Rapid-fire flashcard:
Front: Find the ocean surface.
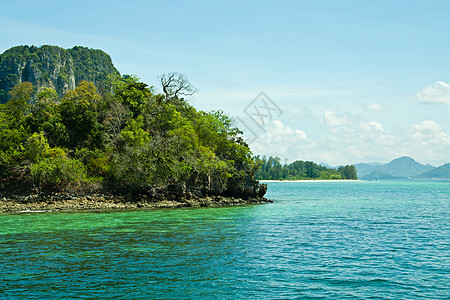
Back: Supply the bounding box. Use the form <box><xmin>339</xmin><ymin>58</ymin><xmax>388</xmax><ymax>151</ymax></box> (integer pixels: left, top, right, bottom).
<box><xmin>0</xmin><ymin>180</ymin><xmax>449</xmax><ymax>299</ymax></box>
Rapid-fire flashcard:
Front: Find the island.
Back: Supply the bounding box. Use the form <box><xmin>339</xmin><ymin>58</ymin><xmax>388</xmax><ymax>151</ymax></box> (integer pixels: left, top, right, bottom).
<box><xmin>255</xmin><ymin>156</ymin><xmax>357</xmax><ymax>180</ymax></box>
<box><xmin>0</xmin><ymin>45</ymin><xmax>269</xmax><ymax>212</ymax></box>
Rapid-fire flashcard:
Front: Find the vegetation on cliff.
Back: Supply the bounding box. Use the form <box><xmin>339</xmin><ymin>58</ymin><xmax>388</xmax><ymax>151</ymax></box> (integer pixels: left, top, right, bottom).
<box><xmin>0</xmin><ymin>73</ymin><xmax>266</xmax><ymax>201</ymax></box>
<box><xmin>0</xmin><ymin>45</ymin><xmax>119</xmax><ymax>103</ymax></box>
<box><xmin>255</xmin><ymin>156</ymin><xmax>357</xmax><ymax>180</ymax></box>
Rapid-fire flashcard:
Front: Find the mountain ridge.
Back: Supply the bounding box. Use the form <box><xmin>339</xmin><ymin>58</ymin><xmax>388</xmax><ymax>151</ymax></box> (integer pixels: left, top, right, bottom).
<box><xmin>354</xmin><ymin>156</ymin><xmax>449</xmax><ymax>180</ymax></box>
<box><xmin>415</xmin><ymin>163</ymin><xmax>450</xmax><ymax>179</ymax></box>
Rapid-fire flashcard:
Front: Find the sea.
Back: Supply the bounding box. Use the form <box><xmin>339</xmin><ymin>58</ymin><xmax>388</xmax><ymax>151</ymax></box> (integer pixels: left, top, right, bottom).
<box><xmin>0</xmin><ymin>180</ymin><xmax>449</xmax><ymax>299</ymax></box>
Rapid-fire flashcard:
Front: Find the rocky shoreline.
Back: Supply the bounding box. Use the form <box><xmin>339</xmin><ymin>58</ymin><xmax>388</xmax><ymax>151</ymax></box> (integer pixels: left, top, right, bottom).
<box><xmin>0</xmin><ymin>193</ymin><xmax>272</xmax><ymax>213</ymax></box>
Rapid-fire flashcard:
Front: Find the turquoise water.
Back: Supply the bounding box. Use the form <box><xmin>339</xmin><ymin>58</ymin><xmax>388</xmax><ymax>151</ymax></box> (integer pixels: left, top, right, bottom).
<box><xmin>0</xmin><ymin>181</ymin><xmax>449</xmax><ymax>299</ymax></box>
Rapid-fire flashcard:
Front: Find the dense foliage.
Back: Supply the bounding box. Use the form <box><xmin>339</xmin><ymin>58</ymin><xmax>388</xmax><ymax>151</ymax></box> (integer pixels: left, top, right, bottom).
<box><xmin>255</xmin><ymin>156</ymin><xmax>358</xmax><ymax>180</ymax></box>
<box><xmin>0</xmin><ymin>78</ymin><xmax>261</xmax><ymax>198</ymax></box>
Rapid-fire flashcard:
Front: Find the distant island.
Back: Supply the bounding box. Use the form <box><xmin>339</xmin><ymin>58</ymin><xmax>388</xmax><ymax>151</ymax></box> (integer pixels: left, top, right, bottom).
<box><xmin>0</xmin><ymin>45</ymin><xmax>269</xmax><ymax>212</ymax></box>
<box><xmin>354</xmin><ymin>156</ymin><xmax>450</xmax><ymax>180</ymax></box>
<box><xmin>255</xmin><ymin>156</ymin><xmax>358</xmax><ymax>180</ymax></box>
<box><xmin>254</xmin><ymin>155</ymin><xmax>450</xmax><ymax>181</ymax></box>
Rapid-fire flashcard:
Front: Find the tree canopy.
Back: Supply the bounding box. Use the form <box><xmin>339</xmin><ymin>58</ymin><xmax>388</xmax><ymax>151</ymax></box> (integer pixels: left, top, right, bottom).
<box><xmin>0</xmin><ymin>76</ymin><xmax>262</xmax><ymax>199</ymax></box>
<box><xmin>255</xmin><ymin>156</ymin><xmax>358</xmax><ymax>180</ymax></box>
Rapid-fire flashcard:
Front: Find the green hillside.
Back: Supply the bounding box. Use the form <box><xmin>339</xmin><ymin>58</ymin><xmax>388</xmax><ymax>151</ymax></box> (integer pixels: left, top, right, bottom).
<box><xmin>0</xmin><ymin>45</ymin><xmax>119</xmax><ymax>103</ymax></box>
<box><xmin>0</xmin><ymin>48</ymin><xmax>266</xmax><ymax>201</ymax></box>
<box><xmin>358</xmin><ymin>156</ymin><xmax>435</xmax><ymax>180</ymax></box>
<box><xmin>416</xmin><ymin>163</ymin><xmax>450</xmax><ymax>178</ymax></box>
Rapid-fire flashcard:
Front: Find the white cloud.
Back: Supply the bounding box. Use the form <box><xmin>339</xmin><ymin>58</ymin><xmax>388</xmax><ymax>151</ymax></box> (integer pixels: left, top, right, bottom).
<box><xmin>320</xmin><ymin>111</ymin><xmax>352</xmax><ymax>128</ymax></box>
<box><xmin>407</xmin><ymin>120</ymin><xmax>449</xmax><ymax>146</ymax></box>
<box><xmin>271</xmin><ymin>120</ymin><xmax>307</xmax><ymax>140</ymax></box>
<box><xmin>360</xmin><ymin>121</ymin><xmax>385</xmax><ymax>132</ymax></box>
<box><xmin>248</xmin><ymin>116</ymin><xmax>450</xmax><ymax>166</ymax></box>
<box><xmin>239</xmin><ymin>84</ymin><xmax>450</xmax><ymax>166</ymax></box>
<box><xmin>417</xmin><ymin>81</ymin><xmax>450</xmax><ymax>105</ymax></box>
<box><xmin>366</xmin><ymin>103</ymin><xmax>386</xmax><ymax>112</ymax></box>
<box><xmin>402</xmin><ymin>121</ymin><xmax>450</xmax><ymax>163</ymax></box>
<box><xmin>410</xmin><ymin>120</ymin><xmax>443</xmax><ymax>133</ymax></box>
<box><xmin>249</xmin><ymin>120</ymin><xmax>312</xmax><ymax>157</ymax></box>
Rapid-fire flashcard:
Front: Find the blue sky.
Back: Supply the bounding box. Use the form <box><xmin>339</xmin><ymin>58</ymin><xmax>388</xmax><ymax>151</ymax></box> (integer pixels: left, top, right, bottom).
<box><xmin>1</xmin><ymin>0</ymin><xmax>449</xmax><ymax>165</ymax></box>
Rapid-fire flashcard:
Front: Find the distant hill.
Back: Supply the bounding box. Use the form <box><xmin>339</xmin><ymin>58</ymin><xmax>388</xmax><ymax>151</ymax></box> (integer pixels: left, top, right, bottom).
<box><xmin>356</xmin><ymin>156</ymin><xmax>436</xmax><ymax>180</ymax></box>
<box><xmin>361</xmin><ymin>170</ymin><xmax>401</xmax><ymax>181</ymax></box>
<box><xmin>354</xmin><ymin>163</ymin><xmax>378</xmax><ymax>178</ymax></box>
<box><xmin>319</xmin><ymin>162</ymin><xmax>334</xmax><ymax>169</ymax></box>
<box><xmin>0</xmin><ymin>45</ymin><xmax>120</xmax><ymax>103</ymax></box>
<box><xmin>416</xmin><ymin>163</ymin><xmax>450</xmax><ymax>179</ymax></box>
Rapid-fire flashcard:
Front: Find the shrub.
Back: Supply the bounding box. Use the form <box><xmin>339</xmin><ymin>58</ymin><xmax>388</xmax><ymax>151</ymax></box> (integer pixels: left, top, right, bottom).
<box><xmin>30</xmin><ymin>155</ymin><xmax>90</xmax><ymax>192</ymax></box>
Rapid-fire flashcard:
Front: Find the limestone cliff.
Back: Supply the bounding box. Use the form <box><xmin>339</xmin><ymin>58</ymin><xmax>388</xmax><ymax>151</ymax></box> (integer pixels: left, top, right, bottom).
<box><xmin>0</xmin><ymin>45</ymin><xmax>120</xmax><ymax>103</ymax></box>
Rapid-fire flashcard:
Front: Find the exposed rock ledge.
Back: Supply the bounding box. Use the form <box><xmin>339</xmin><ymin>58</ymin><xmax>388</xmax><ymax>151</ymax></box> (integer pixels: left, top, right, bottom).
<box><xmin>0</xmin><ymin>193</ymin><xmax>272</xmax><ymax>213</ymax></box>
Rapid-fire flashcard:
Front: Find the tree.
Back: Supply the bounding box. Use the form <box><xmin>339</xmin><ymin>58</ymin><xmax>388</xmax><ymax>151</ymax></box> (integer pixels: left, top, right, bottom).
<box><xmin>0</xmin><ymin>105</ymin><xmax>28</xmax><ymax>178</ymax></box>
<box><xmin>102</xmin><ymin>96</ymin><xmax>130</xmax><ymax>144</ymax></box>
<box><xmin>159</xmin><ymin>72</ymin><xmax>197</xmax><ymax>101</ymax></box>
<box><xmin>24</xmin><ymin>132</ymin><xmax>51</xmax><ymax>163</ymax></box>
<box><xmin>1</xmin><ymin>71</ymin><xmax>266</xmax><ymax>199</ymax></box>
<box><xmin>59</xmin><ymin>81</ymin><xmax>103</xmax><ymax>148</ymax></box>
<box><xmin>338</xmin><ymin>165</ymin><xmax>358</xmax><ymax>179</ymax></box>
<box><xmin>113</xmin><ymin>75</ymin><xmax>152</xmax><ymax>117</ymax></box>
<box><xmin>6</xmin><ymin>81</ymin><xmax>34</xmax><ymax>123</ymax></box>
<box><xmin>254</xmin><ymin>156</ymin><xmax>357</xmax><ymax>180</ymax></box>
<box><xmin>30</xmin><ymin>154</ymin><xmax>90</xmax><ymax>192</ymax></box>
<box><xmin>25</xmin><ymin>87</ymin><xmax>69</xmax><ymax>147</ymax></box>
<box><xmin>36</xmin><ymin>87</ymin><xmax>58</xmax><ymax>105</ymax></box>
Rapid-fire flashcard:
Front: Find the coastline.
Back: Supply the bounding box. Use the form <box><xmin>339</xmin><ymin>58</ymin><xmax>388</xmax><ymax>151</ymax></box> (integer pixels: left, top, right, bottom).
<box><xmin>0</xmin><ymin>193</ymin><xmax>272</xmax><ymax>214</ymax></box>
<box><xmin>259</xmin><ymin>179</ymin><xmax>362</xmax><ymax>182</ymax></box>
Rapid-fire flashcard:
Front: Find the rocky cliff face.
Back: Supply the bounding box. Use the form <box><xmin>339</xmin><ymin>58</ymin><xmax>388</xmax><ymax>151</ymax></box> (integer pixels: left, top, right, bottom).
<box><xmin>0</xmin><ymin>45</ymin><xmax>120</xmax><ymax>103</ymax></box>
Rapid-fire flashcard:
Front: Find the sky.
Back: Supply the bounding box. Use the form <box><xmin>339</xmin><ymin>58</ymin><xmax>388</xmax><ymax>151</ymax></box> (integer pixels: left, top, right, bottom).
<box><xmin>1</xmin><ymin>0</ymin><xmax>449</xmax><ymax>166</ymax></box>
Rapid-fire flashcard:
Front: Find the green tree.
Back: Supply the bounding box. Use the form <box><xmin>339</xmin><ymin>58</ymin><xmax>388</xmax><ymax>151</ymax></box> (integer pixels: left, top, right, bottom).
<box><xmin>26</xmin><ymin>87</ymin><xmax>68</xmax><ymax>147</ymax></box>
<box><xmin>59</xmin><ymin>81</ymin><xmax>103</xmax><ymax>148</ymax></box>
<box><xmin>338</xmin><ymin>165</ymin><xmax>358</xmax><ymax>179</ymax></box>
<box><xmin>36</xmin><ymin>87</ymin><xmax>58</xmax><ymax>105</ymax></box>
<box><xmin>113</xmin><ymin>75</ymin><xmax>152</xmax><ymax>117</ymax></box>
<box><xmin>24</xmin><ymin>132</ymin><xmax>51</xmax><ymax>163</ymax></box>
<box><xmin>254</xmin><ymin>156</ymin><xmax>357</xmax><ymax>180</ymax></box>
<box><xmin>5</xmin><ymin>81</ymin><xmax>34</xmax><ymax>123</ymax></box>
<box><xmin>1</xmin><ymin>71</ymin><xmax>267</xmax><ymax>199</ymax></box>
<box><xmin>30</xmin><ymin>154</ymin><xmax>90</xmax><ymax>192</ymax></box>
<box><xmin>120</xmin><ymin>115</ymin><xmax>150</xmax><ymax>147</ymax></box>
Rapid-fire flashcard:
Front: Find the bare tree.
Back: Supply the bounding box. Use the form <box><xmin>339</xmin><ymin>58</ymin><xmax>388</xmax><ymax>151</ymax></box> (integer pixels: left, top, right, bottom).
<box><xmin>159</xmin><ymin>72</ymin><xmax>198</xmax><ymax>100</ymax></box>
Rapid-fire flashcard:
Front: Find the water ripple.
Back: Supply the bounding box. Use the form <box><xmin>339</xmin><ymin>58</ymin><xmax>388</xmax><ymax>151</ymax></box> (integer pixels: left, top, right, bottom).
<box><xmin>0</xmin><ymin>181</ymin><xmax>449</xmax><ymax>299</ymax></box>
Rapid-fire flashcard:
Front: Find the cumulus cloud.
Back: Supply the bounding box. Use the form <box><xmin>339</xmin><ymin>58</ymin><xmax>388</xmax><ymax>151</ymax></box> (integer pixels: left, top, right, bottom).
<box><xmin>320</xmin><ymin>111</ymin><xmax>352</xmax><ymax>128</ymax></box>
<box><xmin>407</xmin><ymin>120</ymin><xmax>449</xmax><ymax>145</ymax></box>
<box><xmin>360</xmin><ymin>121</ymin><xmax>385</xmax><ymax>132</ymax></box>
<box><xmin>410</xmin><ymin>120</ymin><xmax>443</xmax><ymax>133</ymax></box>
<box><xmin>271</xmin><ymin>120</ymin><xmax>307</xmax><ymax>140</ymax></box>
<box><xmin>249</xmin><ymin>120</ymin><xmax>312</xmax><ymax>157</ymax></box>
<box><xmin>366</xmin><ymin>103</ymin><xmax>386</xmax><ymax>112</ymax></box>
<box><xmin>251</xmin><ymin>118</ymin><xmax>394</xmax><ymax>164</ymax></box>
<box><xmin>417</xmin><ymin>81</ymin><xmax>450</xmax><ymax>104</ymax></box>
<box><xmin>403</xmin><ymin>121</ymin><xmax>450</xmax><ymax>163</ymax></box>
<box><xmin>249</xmin><ymin>114</ymin><xmax>450</xmax><ymax>166</ymax></box>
